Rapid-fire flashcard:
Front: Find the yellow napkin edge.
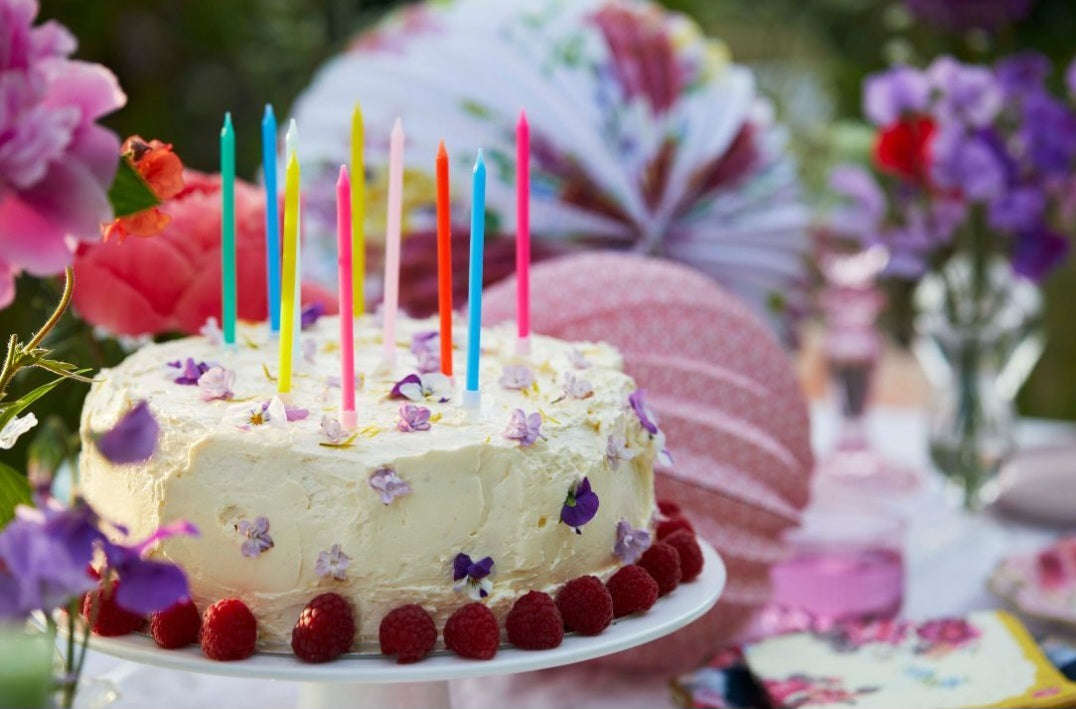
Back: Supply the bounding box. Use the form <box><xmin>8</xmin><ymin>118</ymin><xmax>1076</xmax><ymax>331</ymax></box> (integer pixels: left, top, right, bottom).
<box><xmin>976</xmin><ymin>610</ymin><xmax>1076</xmax><ymax>709</ymax></box>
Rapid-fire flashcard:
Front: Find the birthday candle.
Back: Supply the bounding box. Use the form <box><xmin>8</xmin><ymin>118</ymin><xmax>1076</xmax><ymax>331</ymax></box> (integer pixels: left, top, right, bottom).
<box><xmin>262</xmin><ymin>105</ymin><xmax>281</xmax><ymax>334</ymax></box>
<box><xmin>278</xmin><ymin>153</ymin><xmax>300</xmax><ymax>395</ymax></box>
<box><xmin>337</xmin><ymin>166</ymin><xmax>356</xmax><ymax>428</ymax></box>
<box><xmin>220</xmin><ymin>112</ymin><xmax>237</xmax><ymax>346</ymax></box>
<box><xmin>285</xmin><ymin>120</ymin><xmax>301</xmax><ymax>361</ymax></box>
<box><xmin>464</xmin><ymin>150</ymin><xmax>486</xmax><ymax>407</ymax></box>
<box><xmin>436</xmin><ymin>140</ymin><xmax>453</xmax><ymax>377</ymax></box>
<box><xmin>382</xmin><ymin>118</ymin><xmax>404</xmax><ymax>367</ymax></box>
<box><xmin>516</xmin><ymin>110</ymin><xmax>530</xmax><ymax>353</ymax></box>
<box><xmin>351</xmin><ymin>104</ymin><xmax>365</xmax><ymax>318</ymax></box>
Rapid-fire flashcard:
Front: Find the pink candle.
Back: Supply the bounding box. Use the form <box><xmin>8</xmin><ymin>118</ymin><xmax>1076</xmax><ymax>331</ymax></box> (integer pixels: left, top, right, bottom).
<box><xmin>516</xmin><ymin>110</ymin><xmax>530</xmax><ymax>353</ymax></box>
<box><xmin>382</xmin><ymin>118</ymin><xmax>404</xmax><ymax>366</ymax></box>
<box><xmin>336</xmin><ymin>166</ymin><xmax>356</xmax><ymax>428</ymax></box>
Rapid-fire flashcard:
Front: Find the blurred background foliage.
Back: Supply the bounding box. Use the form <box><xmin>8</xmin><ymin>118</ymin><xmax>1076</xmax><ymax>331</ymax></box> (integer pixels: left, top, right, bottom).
<box><xmin>3</xmin><ymin>0</ymin><xmax>1075</xmax><ymax>472</ymax></box>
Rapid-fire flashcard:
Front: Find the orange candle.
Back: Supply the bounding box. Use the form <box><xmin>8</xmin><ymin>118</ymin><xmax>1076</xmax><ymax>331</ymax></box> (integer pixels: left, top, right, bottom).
<box><xmin>436</xmin><ymin>140</ymin><xmax>453</xmax><ymax>376</ymax></box>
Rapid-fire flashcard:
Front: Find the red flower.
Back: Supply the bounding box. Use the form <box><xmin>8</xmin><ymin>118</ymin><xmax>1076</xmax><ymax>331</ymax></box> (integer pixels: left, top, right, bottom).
<box><xmin>873</xmin><ymin>117</ymin><xmax>936</xmax><ymax>183</ymax></box>
<box><xmin>102</xmin><ymin>136</ymin><xmax>186</xmax><ymax>242</ymax></box>
<box><xmin>74</xmin><ymin>170</ymin><xmax>335</xmax><ymax>336</ymax></box>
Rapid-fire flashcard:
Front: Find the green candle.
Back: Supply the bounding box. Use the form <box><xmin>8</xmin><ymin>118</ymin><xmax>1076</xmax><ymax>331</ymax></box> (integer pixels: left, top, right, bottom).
<box><xmin>220</xmin><ymin>112</ymin><xmax>237</xmax><ymax>346</ymax></box>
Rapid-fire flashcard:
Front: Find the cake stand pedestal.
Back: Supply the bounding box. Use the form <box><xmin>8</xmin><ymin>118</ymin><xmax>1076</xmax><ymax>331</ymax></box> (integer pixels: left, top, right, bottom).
<box><xmin>69</xmin><ymin>544</ymin><xmax>724</xmax><ymax>709</ymax></box>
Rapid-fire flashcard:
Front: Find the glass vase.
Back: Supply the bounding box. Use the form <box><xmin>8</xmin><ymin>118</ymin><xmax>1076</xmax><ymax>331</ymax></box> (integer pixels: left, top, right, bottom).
<box><xmin>914</xmin><ymin>255</ymin><xmax>1044</xmax><ymax>511</ymax></box>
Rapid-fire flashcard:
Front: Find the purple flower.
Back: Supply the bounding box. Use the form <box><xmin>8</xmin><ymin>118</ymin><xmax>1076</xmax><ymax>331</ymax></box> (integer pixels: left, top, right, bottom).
<box><xmin>988</xmin><ymin>186</ymin><xmax>1045</xmax><ymax>232</ymax></box>
<box><xmin>503</xmin><ymin>409</ymin><xmax>542</xmax><ymax>446</ymax></box>
<box><xmin>613</xmin><ymin>519</ymin><xmax>651</xmax><ymax>564</ymax></box>
<box><xmin>225</xmin><ymin>397</ymin><xmax>287</xmax><ymax>430</ymax></box>
<box><xmin>1021</xmin><ymin>93</ymin><xmax>1076</xmax><ymax>176</ymax></box>
<box><xmin>628</xmin><ymin>389</ymin><xmax>660</xmax><ymax>435</ymax></box>
<box><xmin>606</xmin><ymin>430</ymin><xmax>638</xmax><ymax>468</ymax></box>
<box><xmin>94</xmin><ymin>400</ymin><xmax>159</xmax><ymax>465</ymax></box>
<box><xmin>168</xmin><ymin>358</ymin><xmax>210</xmax><ymax>385</ymax></box>
<box><xmin>930</xmin><ymin>127</ymin><xmax>1006</xmax><ymax>201</ymax></box>
<box><xmin>368</xmin><ymin>466</ymin><xmax>412</xmax><ymax>504</ymax></box>
<box><xmin>315</xmin><ymin>544</ymin><xmax>351</xmax><ymax>581</ymax></box>
<box><xmin>102</xmin><ymin>520</ymin><xmax>197</xmax><ymax>614</ymax></box>
<box><xmin>411</xmin><ymin>331</ymin><xmax>440</xmax><ymax>373</ymax></box>
<box><xmin>390</xmin><ymin>372</ymin><xmax>452</xmax><ymax>402</ymax></box>
<box><xmin>199</xmin><ymin>317</ymin><xmax>222</xmax><ymax>346</ymax></box>
<box><xmin>283</xmin><ymin>403</ymin><xmax>309</xmax><ymax>421</ymax></box>
<box><xmin>452</xmin><ymin>553</ymin><xmax>494</xmax><ymax>600</ymax></box>
<box><xmin>928</xmin><ymin>57</ymin><xmax>1003</xmax><ymax>128</ymax></box>
<box><xmin>863</xmin><ymin>66</ymin><xmax>929</xmax><ymax>126</ymax></box>
<box><xmin>321</xmin><ymin>415</ymin><xmax>349</xmax><ymax>444</ymax></box>
<box><xmin>0</xmin><ymin>0</ymin><xmax>126</xmax><ymax>308</ymax></box>
<box><xmin>197</xmin><ymin>366</ymin><xmax>235</xmax><ymax>402</ymax></box>
<box><xmin>560</xmin><ymin>477</ymin><xmax>600</xmax><ymax>534</ymax></box>
<box><xmin>498</xmin><ymin>364</ymin><xmax>534</xmax><ymax>390</ymax></box>
<box><xmin>562</xmin><ymin>373</ymin><xmax>594</xmax><ymax>400</ymax></box>
<box><xmin>996</xmin><ymin>52</ymin><xmax>1051</xmax><ymax>98</ymax></box>
<box><xmin>237</xmin><ymin>517</ymin><xmax>273</xmax><ymax>558</ymax></box>
<box><xmin>396</xmin><ymin>404</ymin><xmax>432</xmax><ymax>432</ymax></box>
<box><xmin>567</xmin><ymin>348</ymin><xmax>591</xmax><ymax>370</ymax></box>
<box><xmin>300</xmin><ymin>302</ymin><xmax>325</xmax><ymax>329</ymax></box>
<box><xmin>828</xmin><ymin>165</ymin><xmax>886</xmax><ymax>240</ymax></box>
<box><xmin>1013</xmin><ymin>225</ymin><xmax>1069</xmax><ymax>281</ymax></box>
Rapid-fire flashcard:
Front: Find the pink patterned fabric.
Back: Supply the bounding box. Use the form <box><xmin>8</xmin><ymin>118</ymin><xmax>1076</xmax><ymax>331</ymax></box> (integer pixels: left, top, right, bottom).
<box><xmin>484</xmin><ymin>253</ymin><xmax>813</xmax><ymax>672</ymax></box>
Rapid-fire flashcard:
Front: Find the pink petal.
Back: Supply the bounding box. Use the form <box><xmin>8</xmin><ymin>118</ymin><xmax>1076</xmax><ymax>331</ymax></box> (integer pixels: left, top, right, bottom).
<box><xmin>0</xmin><ymin>257</ymin><xmax>15</xmax><ymax>308</ymax></box>
<box><xmin>40</xmin><ymin>59</ymin><xmax>126</xmax><ymax>121</ymax></box>
<box><xmin>0</xmin><ymin>191</ymin><xmax>72</xmax><ymax>275</ymax></box>
<box><xmin>66</xmin><ymin>122</ymin><xmax>121</xmax><ymax>187</ymax></box>
<box><xmin>18</xmin><ymin>158</ymin><xmax>112</xmax><ymax>241</ymax></box>
<box><xmin>29</xmin><ymin>20</ymin><xmax>76</xmax><ymax>60</ymax></box>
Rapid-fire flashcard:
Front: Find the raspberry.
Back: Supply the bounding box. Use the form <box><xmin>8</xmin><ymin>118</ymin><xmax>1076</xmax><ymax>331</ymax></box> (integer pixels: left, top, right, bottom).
<box><xmin>656</xmin><ymin>516</ymin><xmax>694</xmax><ymax>540</ymax></box>
<box><xmin>380</xmin><ymin>604</ymin><xmax>437</xmax><ymax>664</ymax></box>
<box><xmin>664</xmin><ymin>529</ymin><xmax>705</xmax><ymax>582</ymax></box>
<box><xmin>443</xmin><ymin>603</ymin><xmax>499</xmax><ymax>660</ymax></box>
<box><xmin>606</xmin><ymin>565</ymin><xmax>659</xmax><ymax>618</ymax></box>
<box><xmin>505</xmin><ymin>591</ymin><xmax>564</xmax><ymax>650</ymax></box>
<box><xmin>291</xmin><ymin>592</ymin><xmax>356</xmax><ymax>663</ymax></box>
<box><xmin>150</xmin><ymin>599</ymin><xmax>201</xmax><ymax>649</ymax></box>
<box><xmin>201</xmin><ymin>598</ymin><xmax>258</xmax><ymax>661</ymax></box>
<box><xmin>81</xmin><ymin>584</ymin><xmax>142</xmax><ymax>637</ymax></box>
<box><xmin>639</xmin><ymin>542</ymin><xmax>682</xmax><ymax>596</ymax></box>
<box><xmin>555</xmin><ymin>576</ymin><xmax>613</xmax><ymax>636</ymax></box>
<box><xmin>657</xmin><ymin>500</ymin><xmax>681</xmax><ymax>516</ymax></box>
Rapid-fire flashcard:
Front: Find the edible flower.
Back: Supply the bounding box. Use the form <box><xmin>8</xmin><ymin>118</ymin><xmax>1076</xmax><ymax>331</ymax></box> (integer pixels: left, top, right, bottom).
<box><xmin>321</xmin><ymin>415</ymin><xmax>348</xmax><ymax>444</ymax></box>
<box><xmin>613</xmin><ymin>520</ymin><xmax>651</xmax><ymax>564</ymax></box>
<box><xmin>560</xmin><ymin>373</ymin><xmax>594</xmax><ymax>401</ymax></box>
<box><xmin>226</xmin><ymin>397</ymin><xmax>287</xmax><ymax>430</ymax></box>
<box><xmin>101</xmin><ymin>520</ymin><xmax>199</xmax><ymax>614</ymax></box>
<box><xmin>236</xmin><ymin>517</ymin><xmax>273</xmax><ymax>558</ymax></box>
<box><xmin>628</xmin><ymin>389</ymin><xmax>673</xmax><ymax>466</ymax></box>
<box><xmin>197</xmin><ymin>366</ymin><xmax>235</xmax><ymax>402</ymax></box>
<box><xmin>503</xmin><ymin>409</ymin><xmax>543</xmax><ymax>447</ymax></box>
<box><xmin>199</xmin><ymin>317</ymin><xmax>223</xmax><ymax>346</ymax></box>
<box><xmin>396</xmin><ymin>404</ymin><xmax>432</xmax><ymax>432</ymax></box>
<box><xmin>560</xmin><ymin>477</ymin><xmax>600</xmax><ymax>534</ymax></box>
<box><xmin>452</xmin><ymin>553</ymin><xmax>494</xmax><ymax>600</ymax></box>
<box><xmin>93</xmin><ymin>400</ymin><xmax>159</xmax><ymax>465</ymax></box>
<box><xmin>498</xmin><ymin>364</ymin><xmax>534</xmax><ymax>390</ymax></box>
<box><xmin>411</xmin><ymin>331</ymin><xmax>440</xmax><ymax>373</ymax></box>
<box><xmin>315</xmin><ymin>544</ymin><xmax>351</xmax><ymax>581</ymax></box>
<box><xmin>567</xmin><ymin>348</ymin><xmax>591</xmax><ymax>369</ymax></box>
<box><xmin>368</xmin><ymin>466</ymin><xmax>412</xmax><ymax>504</ymax></box>
<box><xmin>300</xmin><ymin>302</ymin><xmax>325</xmax><ymax>330</ymax></box>
<box><xmin>390</xmin><ymin>372</ymin><xmax>452</xmax><ymax>403</ymax></box>
<box><xmin>167</xmin><ymin>358</ymin><xmax>210</xmax><ymax>385</ymax></box>
<box><xmin>605</xmin><ymin>429</ymin><xmax>638</xmax><ymax>469</ymax></box>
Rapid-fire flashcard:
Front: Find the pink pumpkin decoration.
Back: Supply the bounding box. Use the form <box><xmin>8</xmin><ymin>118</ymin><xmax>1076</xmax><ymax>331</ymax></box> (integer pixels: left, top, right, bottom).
<box><xmin>484</xmin><ymin>253</ymin><xmax>813</xmax><ymax>671</ymax></box>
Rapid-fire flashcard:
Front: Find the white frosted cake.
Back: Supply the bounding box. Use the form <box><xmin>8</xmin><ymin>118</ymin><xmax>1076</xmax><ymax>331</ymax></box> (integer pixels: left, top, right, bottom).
<box><xmin>79</xmin><ymin>314</ymin><xmax>659</xmax><ymax>649</ymax></box>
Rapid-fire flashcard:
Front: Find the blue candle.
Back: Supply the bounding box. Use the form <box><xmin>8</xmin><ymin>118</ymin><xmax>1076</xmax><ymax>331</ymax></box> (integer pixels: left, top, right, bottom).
<box><xmin>262</xmin><ymin>104</ymin><xmax>281</xmax><ymax>334</ymax></box>
<box><xmin>464</xmin><ymin>150</ymin><xmax>486</xmax><ymax>406</ymax></box>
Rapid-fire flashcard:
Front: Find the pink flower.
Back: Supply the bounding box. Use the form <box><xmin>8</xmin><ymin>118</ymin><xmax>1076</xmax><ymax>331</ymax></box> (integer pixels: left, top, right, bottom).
<box><xmin>72</xmin><ymin>171</ymin><xmax>336</xmax><ymax>336</ymax></box>
<box><xmin>915</xmin><ymin>618</ymin><xmax>981</xmax><ymax>650</ymax></box>
<box><xmin>0</xmin><ymin>0</ymin><xmax>127</xmax><ymax>307</ymax></box>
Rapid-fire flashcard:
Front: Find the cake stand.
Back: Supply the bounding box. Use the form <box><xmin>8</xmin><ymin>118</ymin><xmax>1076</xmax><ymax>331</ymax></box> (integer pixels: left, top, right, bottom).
<box><xmin>66</xmin><ymin>544</ymin><xmax>724</xmax><ymax>709</ymax></box>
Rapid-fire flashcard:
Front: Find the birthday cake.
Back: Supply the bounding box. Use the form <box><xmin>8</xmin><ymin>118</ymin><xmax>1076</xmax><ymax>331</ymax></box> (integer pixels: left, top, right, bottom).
<box><xmin>78</xmin><ymin>314</ymin><xmax>662</xmax><ymax>652</ymax></box>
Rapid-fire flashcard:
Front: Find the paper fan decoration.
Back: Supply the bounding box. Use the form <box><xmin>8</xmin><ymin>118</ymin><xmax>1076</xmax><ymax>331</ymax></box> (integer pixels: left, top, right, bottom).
<box><xmin>484</xmin><ymin>253</ymin><xmax>814</xmax><ymax>672</ymax></box>
<box><xmin>288</xmin><ymin>0</ymin><xmax>809</xmax><ymax>338</ymax></box>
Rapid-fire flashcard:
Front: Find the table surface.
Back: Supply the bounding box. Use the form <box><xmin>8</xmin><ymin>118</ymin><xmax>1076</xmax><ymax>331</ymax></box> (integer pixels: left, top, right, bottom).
<box><xmin>78</xmin><ymin>404</ymin><xmax>1076</xmax><ymax>709</ymax></box>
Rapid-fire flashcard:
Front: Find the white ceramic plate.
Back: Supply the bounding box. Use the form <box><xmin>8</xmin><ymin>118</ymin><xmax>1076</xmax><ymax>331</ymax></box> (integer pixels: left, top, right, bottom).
<box><xmin>53</xmin><ymin>543</ymin><xmax>725</xmax><ymax>684</ymax></box>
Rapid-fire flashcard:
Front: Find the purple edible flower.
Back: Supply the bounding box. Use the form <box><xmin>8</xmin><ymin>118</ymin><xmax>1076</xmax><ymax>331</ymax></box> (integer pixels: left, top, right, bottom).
<box><xmin>390</xmin><ymin>373</ymin><xmax>422</xmax><ymax>399</ymax></box>
<box><xmin>315</xmin><ymin>544</ymin><xmax>351</xmax><ymax>581</ymax></box>
<box><xmin>368</xmin><ymin>466</ymin><xmax>412</xmax><ymax>504</ymax></box>
<box><xmin>613</xmin><ymin>519</ymin><xmax>651</xmax><ymax>564</ymax></box>
<box><xmin>606</xmin><ymin>431</ymin><xmax>638</xmax><ymax>469</ymax></box>
<box><xmin>929</xmin><ymin>127</ymin><xmax>1005</xmax><ymax>202</ymax></box>
<box><xmin>226</xmin><ymin>397</ymin><xmax>287</xmax><ymax>430</ymax></box>
<box><xmin>560</xmin><ymin>477</ymin><xmax>600</xmax><ymax>534</ymax></box>
<box><xmin>928</xmin><ymin>56</ymin><xmax>1003</xmax><ymax>128</ymax></box>
<box><xmin>863</xmin><ymin>66</ymin><xmax>929</xmax><ymax>126</ymax></box>
<box><xmin>396</xmin><ymin>404</ymin><xmax>432</xmax><ymax>432</ymax></box>
<box><xmin>567</xmin><ymin>348</ymin><xmax>591</xmax><ymax>370</ymax></box>
<box><xmin>498</xmin><ymin>364</ymin><xmax>534</xmax><ymax>390</ymax></box>
<box><xmin>237</xmin><ymin>517</ymin><xmax>273</xmax><ymax>558</ymax></box>
<box><xmin>168</xmin><ymin>358</ymin><xmax>210</xmax><ymax>385</ymax></box>
<box><xmin>828</xmin><ymin>165</ymin><xmax>885</xmax><ymax>239</ymax></box>
<box><xmin>321</xmin><ymin>415</ymin><xmax>349</xmax><ymax>444</ymax></box>
<box><xmin>411</xmin><ymin>331</ymin><xmax>441</xmax><ymax>373</ymax></box>
<box><xmin>996</xmin><ymin>52</ymin><xmax>1051</xmax><ymax>98</ymax></box>
<box><xmin>300</xmin><ymin>302</ymin><xmax>325</xmax><ymax>330</ymax></box>
<box><xmin>391</xmin><ymin>372</ymin><xmax>452</xmax><ymax>402</ymax></box>
<box><xmin>198</xmin><ymin>366</ymin><xmax>235</xmax><ymax>402</ymax></box>
<box><xmin>562</xmin><ymin>372</ymin><xmax>594</xmax><ymax>400</ymax></box>
<box><xmin>199</xmin><ymin>317</ymin><xmax>223</xmax><ymax>346</ymax></box>
<box><xmin>284</xmin><ymin>403</ymin><xmax>309</xmax><ymax>422</ymax></box>
<box><xmin>102</xmin><ymin>520</ymin><xmax>197</xmax><ymax>614</ymax></box>
<box><xmin>452</xmin><ymin>553</ymin><xmax>494</xmax><ymax>600</ymax></box>
<box><xmin>1013</xmin><ymin>224</ymin><xmax>1070</xmax><ymax>281</ymax></box>
<box><xmin>503</xmin><ymin>409</ymin><xmax>543</xmax><ymax>446</ymax></box>
<box><xmin>628</xmin><ymin>389</ymin><xmax>659</xmax><ymax>435</ymax></box>
<box><xmin>95</xmin><ymin>400</ymin><xmax>159</xmax><ymax>465</ymax></box>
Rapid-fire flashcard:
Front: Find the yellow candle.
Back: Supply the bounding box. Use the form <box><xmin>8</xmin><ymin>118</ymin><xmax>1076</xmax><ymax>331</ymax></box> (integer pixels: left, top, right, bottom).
<box><xmin>350</xmin><ymin>103</ymin><xmax>365</xmax><ymax>317</ymax></box>
<box><xmin>278</xmin><ymin>153</ymin><xmax>300</xmax><ymax>395</ymax></box>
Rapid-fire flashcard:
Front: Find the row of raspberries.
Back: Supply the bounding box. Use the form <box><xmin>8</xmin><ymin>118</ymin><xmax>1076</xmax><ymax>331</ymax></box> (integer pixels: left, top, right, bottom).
<box><xmin>82</xmin><ymin>501</ymin><xmax>703</xmax><ymax>664</ymax></box>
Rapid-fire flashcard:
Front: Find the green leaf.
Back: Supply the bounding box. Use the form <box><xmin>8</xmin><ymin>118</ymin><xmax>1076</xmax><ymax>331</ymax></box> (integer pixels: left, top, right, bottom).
<box><xmin>0</xmin><ymin>462</ymin><xmax>31</xmax><ymax>529</ymax></box>
<box><xmin>0</xmin><ymin>376</ymin><xmax>70</xmax><ymax>432</ymax></box>
<box><xmin>107</xmin><ymin>158</ymin><xmax>160</xmax><ymax>218</ymax></box>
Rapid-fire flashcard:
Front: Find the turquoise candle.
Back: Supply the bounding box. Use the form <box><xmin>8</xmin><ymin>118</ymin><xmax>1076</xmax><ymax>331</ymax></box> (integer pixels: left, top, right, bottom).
<box><xmin>262</xmin><ymin>104</ymin><xmax>280</xmax><ymax>334</ymax></box>
<box><xmin>465</xmin><ymin>150</ymin><xmax>486</xmax><ymax>404</ymax></box>
<box><xmin>221</xmin><ymin>112</ymin><xmax>237</xmax><ymax>345</ymax></box>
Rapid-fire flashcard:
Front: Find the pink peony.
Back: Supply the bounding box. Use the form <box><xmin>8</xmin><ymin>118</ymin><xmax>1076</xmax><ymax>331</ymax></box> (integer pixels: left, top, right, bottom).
<box><xmin>0</xmin><ymin>0</ymin><xmax>126</xmax><ymax>307</ymax></box>
<box><xmin>73</xmin><ymin>170</ymin><xmax>336</xmax><ymax>336</ymax></box>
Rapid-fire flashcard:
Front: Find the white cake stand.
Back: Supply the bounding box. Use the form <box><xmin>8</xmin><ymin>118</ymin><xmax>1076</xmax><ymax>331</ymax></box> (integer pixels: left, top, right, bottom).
<box><xmin>70</xmin><ymin>544</ymin><xmax>724</xmax><ymax>709</ymax></box>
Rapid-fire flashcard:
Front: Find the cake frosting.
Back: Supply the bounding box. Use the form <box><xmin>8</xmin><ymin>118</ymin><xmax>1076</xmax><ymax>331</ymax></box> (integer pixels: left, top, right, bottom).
<box><xmin>79</xmin><ymin>314</ymin><xmax>658</xmax><ymax>649</ymax></box>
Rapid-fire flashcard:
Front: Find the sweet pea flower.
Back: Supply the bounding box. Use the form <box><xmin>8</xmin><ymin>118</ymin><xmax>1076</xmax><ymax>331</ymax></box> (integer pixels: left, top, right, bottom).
<box><xmin>988</xmin><ymin>187</ymin><xmax>1045</xmax><ymax>233</ymax></box>
<box><xmin>93</xmin><ymin>400</ymin><xmax>159</xmax><ymax>464</ymax></box>
<box><xmin>1013</xmin><ymin>224</ymin><xmax>1070</xmax><ymax>281</ymax></box>
<box><xmin>996</xmin><ymin>52</ymin><xmax>1051</xmax><ymax>99</ymax></box>
<box><xmin>929</xmin><ymin>127</ymin><xmax>1006</xmax><ymax>202</ymax></box>
<box><xmin>927</xmin><ymin>57</ymin><xmax>1003</xmax><ymax>128</ymax></box>
<box><xmin>0</xmin><ymin>0</ymin><xmax>126</xmax><ymax>308</ymax></box>
<box><xmin>863</xmin><ymin>66</ymin><xmax>929</xmax><ymax>126</ymax></box>
<box><xmin>101</xmin><ymin>520</ymin><xmax>197</xmax><ymax>614</ymax></box>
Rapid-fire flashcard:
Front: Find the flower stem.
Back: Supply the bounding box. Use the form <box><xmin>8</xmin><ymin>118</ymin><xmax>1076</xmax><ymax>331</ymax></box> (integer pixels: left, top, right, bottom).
<box><xmin>0</xmin><ymin>267</ymin><xmax>75</xmax><ymax>401</ymax></box>
<box><xmin>26</xmin><ymin>267</ymin><xmax>75</xmax><ymax>353</ymax></box>
<box><xmin>61</xmin><ymin>600</ymin><xmax>78</xmax><ymax>709</ymax></box>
